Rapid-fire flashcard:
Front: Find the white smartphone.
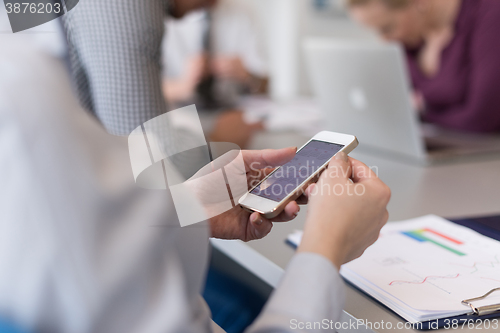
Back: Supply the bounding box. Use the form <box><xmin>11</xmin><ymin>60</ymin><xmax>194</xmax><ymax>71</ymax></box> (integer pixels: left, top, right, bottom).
<box><xmin>238</xmin><ymin>131</ymin><xmax>358</xmax><ymax>219</ymax></box>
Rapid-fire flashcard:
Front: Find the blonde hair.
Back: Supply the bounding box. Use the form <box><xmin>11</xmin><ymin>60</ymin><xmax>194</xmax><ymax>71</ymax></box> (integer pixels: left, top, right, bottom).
<box><xmin>346</xmin><ymin>0</ymin><xmax>411</xmax><ymax>9</ymax></box>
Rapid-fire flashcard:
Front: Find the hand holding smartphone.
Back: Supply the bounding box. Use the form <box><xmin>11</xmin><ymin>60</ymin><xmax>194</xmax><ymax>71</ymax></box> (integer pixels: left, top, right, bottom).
<box><xmin>238</xmin><ymin>131</ymin><xmax>358</xmax><ymax>218</ymax></box>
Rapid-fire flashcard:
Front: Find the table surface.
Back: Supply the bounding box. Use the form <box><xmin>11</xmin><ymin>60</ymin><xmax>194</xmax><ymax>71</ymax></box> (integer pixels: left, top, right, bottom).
<box><xmin>242</xmin><ymin>130</ymin><xmax>500</xmax><ymax>333</ymax></box>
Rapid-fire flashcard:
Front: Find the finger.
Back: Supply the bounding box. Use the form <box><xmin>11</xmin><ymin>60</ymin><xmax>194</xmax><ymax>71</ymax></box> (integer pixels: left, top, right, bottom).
<box><xmin>246</xmin><ymin>167</ymin><xmax>276</xmax><ymax>190</ymax></box>
<box><xmin>300</xmin><ymin>183</ymin><xmax>317</xmax><ymax>199</ymax></box>
<box><xmin>242</xmin><ymin>147</ymin><xmax>297</xmax><ymax>172</ymax></box>
<box><xmin>250</xmin><ymin>212</ymin><xmax>273</xmax><ymax>239</ymax></box>
<box><xmin>349</xmin><ymin>157</ymin><xmax>378</xmax><ymax>183</ymax></box>
<box><xmin>247</xmin><ymin>167</ymin><xmax>275</xmax><ymax>185</ymax></box>
<box><xmin>291</xmin><ymin>184</ymin><xmax>312</xmax><ymax>204</ymax></box>
<box><xmin>262</xmin><ymin>167</ymin><xmax>276</xmax><ymax>177</ymax></box>
<box><xmin>284</xmin><ymin>201</ymin><xmax>300</xmax><ymax>217</ymax></box>
<box><xmin>380</xmin><ymin>209</ymin><xmax>389</xmax><ymax>227</ymax></box>
<box><xmin>295</xmin><ymin>194</ymin><xmax>309</xmax><ymax>205</ymax></box>
<box><xmin>320</xmin><ymin>152</ymin><xmax>352</xmax><ymax>182</ymax></box>
<box><xmin>269</xmin><ymin>201</ymin><xmax>300</xmax><ymax>223</ymax></box>
<box><xmin>250</xmin><ymin>121</ymin><xmax>265</xmax><ymax>131</ymax></box>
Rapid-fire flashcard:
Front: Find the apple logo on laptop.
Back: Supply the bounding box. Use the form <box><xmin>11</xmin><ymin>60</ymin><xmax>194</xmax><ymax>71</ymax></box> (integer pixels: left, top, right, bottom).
<box><xmin>349</xmin><ymin>87</ymin><xmax>368</xmax><ymax>111</ymax></box>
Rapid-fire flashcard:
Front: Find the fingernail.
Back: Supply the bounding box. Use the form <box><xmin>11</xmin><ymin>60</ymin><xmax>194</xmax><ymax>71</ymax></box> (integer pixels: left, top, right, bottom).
<box><xmin>335</xmin><ymin>152</ymin><xmax>348</xmax><ymax>162</ymax></box>
<box><xmin>251</xmin><ymin>213</ymin><xmax>263</xmax><ymax>225</ymax></box>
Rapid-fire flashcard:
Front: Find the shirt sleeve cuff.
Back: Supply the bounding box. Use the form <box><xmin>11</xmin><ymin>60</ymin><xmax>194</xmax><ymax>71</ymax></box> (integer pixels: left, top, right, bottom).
<box><xmin>249</xmin><ymin>252</ymin><xmax>345</xmax><ymax>331</ymax></box>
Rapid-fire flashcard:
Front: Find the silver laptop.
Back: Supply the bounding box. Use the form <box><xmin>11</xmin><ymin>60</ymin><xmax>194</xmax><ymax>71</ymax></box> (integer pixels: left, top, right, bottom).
<box><xmin>304</xmin><ymin>39</ymin><xmax>500</xmax><ymax>164</ymax></box>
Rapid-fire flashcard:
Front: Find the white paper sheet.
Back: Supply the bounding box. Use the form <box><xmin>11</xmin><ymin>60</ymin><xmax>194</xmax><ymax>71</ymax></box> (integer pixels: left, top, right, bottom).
<box><xmin>286</xmin><ymin>215</ymin><xmax>500</xmax><ymax>323</ymax></box>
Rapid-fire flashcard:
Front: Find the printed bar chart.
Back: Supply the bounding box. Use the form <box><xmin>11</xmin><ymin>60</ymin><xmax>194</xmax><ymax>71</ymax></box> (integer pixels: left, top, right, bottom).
<box><xmin>401</xmin><ymin>228</ymin><xmax>466</xmax><ymax>256</ymax></box>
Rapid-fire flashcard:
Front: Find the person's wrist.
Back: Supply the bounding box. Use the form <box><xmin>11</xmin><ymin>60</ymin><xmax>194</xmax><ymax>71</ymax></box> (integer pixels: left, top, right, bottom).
<box><xmin>298</xmin><ymin>229</ymin><xmax>347</xmax><ymax>270</ymax></box>
<box><xmin>297</xmin><ymin>244</ymin><xmax>345</xmax><ymax>270</ymax></box>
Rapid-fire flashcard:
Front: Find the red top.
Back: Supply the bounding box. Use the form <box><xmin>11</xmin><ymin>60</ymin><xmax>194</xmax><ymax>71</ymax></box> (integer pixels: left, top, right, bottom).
<box><xmin>406</xmin><ymin>0</ymin><xmax>500</xmax><ymax>132</ymax></box>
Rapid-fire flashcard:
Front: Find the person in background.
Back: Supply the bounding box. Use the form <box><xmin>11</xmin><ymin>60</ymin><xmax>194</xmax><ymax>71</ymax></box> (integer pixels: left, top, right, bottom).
<box><xmin>162</xmin><ymin>0</ymin><xmax>268</xmax><ymax>147</ymax></box>
<box><xmin>62</xmin><ymin>0</ymin><xmax>217</xmax><ymax>136</ymax></box>
<box><xmin>162</xmin><ymin>0</ymin><xmax>268</xmax><ymax>105</ymax></box>
<box><xmin>347</xmin><ymin>0</ymin><xmax>500</xmax><ymax>133</ymax></box>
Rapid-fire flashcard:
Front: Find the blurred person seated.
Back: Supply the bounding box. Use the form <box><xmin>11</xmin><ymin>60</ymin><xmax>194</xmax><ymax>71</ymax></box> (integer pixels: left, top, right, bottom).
<box><xmin>0</xmin><ymin>41</ymin><xmax>390</xmax><ymax>333</ymax></box>
<box><xmin>62</xmin><ymin>0</ymin><xmax>220</xmax><ymax>137</ymax></box>
<box><xmin>347</xmin><ymin>0</ymin><xmax>500</xmax><ymax>133</ymax></box>
<box><xmin>162</xmin><ymin>0</ymin><xmax>268</xmax><ymax>148</ymax></box>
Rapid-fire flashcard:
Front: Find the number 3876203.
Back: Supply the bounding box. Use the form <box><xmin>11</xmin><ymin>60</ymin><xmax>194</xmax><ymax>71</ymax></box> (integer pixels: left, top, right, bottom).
<box><xmin>5</xmin><ymin>2</ymin><xmax>61</xmax><ymax>14</ymax></box>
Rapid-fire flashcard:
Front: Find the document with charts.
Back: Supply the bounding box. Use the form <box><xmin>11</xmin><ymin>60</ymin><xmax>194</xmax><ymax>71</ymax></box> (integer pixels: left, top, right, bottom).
<box><xmin>287</xmin><ymin>215</ymin><xmax>500</xmax><ymax>323</ymax></box>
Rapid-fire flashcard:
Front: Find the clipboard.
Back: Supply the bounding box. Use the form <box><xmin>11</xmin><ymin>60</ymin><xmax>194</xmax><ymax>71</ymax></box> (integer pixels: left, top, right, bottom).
<box><xmin>341</xmin><ymin>281</ymin><xmax>500</xmax><ymax>330</ymax></box>
<box><xmin>417</xmin><ymin>215</ymin><xmax>500</xmax><ymax>329</ymax></box>
<box><xmin>416</xmin><ymin>289</ymin><xmax>500</xmax><ymax>330</ymax></box>
<box><xmin>285</xmin><ymin>214</ymin><xmax>500</xmax><ymax>330</ymax></box>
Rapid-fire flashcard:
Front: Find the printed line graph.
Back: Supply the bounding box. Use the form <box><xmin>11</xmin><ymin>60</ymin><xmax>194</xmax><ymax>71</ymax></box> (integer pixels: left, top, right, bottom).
<box><xmin>481</xmin><ymin>277</ymin><xmax>500</xmax><ymax>283</ymax></box>
<box><xmin>450</xmin><ymin>255</ymin><xmax>500</xmax><ymax>274</ymax></box>
<box><xmin>389</xmin><ymin>273</ymin><xmax>460</xmax><ymax>286</ymax></box>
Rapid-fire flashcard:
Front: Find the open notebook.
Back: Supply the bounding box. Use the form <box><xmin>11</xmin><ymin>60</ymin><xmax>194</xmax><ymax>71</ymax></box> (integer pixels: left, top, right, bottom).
<box><xmin>287</xmin><ymin>215</ymin><xmax>500</xmax><ymax>324</ymax></box>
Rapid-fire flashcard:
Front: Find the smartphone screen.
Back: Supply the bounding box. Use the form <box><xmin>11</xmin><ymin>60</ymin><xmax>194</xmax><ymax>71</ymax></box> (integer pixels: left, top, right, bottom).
<box><xmin>250</xmin><ymin>140</ymin><xmax>345</xmax><ymax>202</ymax></box>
